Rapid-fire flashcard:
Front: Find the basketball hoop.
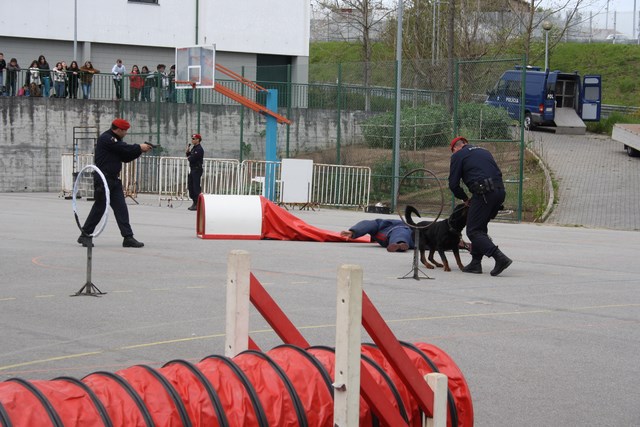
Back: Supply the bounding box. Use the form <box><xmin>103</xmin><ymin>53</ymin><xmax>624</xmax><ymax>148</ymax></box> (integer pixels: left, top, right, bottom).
<box><xmin>175</xmin><ymin>80</ymin><xmax>197</xmax><ymax>89</ymax></box>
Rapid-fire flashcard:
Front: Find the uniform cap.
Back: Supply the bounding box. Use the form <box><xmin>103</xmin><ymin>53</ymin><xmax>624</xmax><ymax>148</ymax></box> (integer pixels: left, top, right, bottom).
<box><xmin>192</xmin><ymin>133</ymin><xmax>202</xmax><ymax>140</ymax></box>
<box><xmin>450</xmin><ymin>136</ymin><xmax>468</xmax><ymax>152</ymax></box>
<box><xmin>112</xmin><ymin>118</ymin><xmax>131</xmax><ymax>130</ymax></box>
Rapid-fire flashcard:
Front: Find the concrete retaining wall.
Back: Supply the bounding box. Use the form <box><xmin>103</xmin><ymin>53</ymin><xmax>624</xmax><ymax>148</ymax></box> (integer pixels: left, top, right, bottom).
<box><xmin>0</xmin><ymin>98</ymin><xmax>371</xmax><ymax>192</ymax></box>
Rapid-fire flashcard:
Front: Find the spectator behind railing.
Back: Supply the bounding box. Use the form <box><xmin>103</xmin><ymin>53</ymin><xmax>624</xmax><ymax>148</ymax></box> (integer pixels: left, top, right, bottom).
<box><xmin>112</xmin><ymin>59</ymin><xmax>125</xmax><ymax>100</ymax></box>
<box><xmin>67</xmin><ymin>61</ymin><xmax>80</xmax><ymax>99</ymax></box>
<box><xmin>5</xmin><ymin>57</ymin><xmax>20</xmax><ymax>96</ymax></box>
<box><xmin>0</xmin><ymin>53</ymin><xmax>5</xmax><ymax>95</ymax></box>
<box><xmin>28</xmin><ymin>60</ymin><xmax>42</xmax><ymax>97</ymax></box>
<box><xmin>80</xmin><ymin>61</ymin><xmax>100</xmax><ymax>99</ymax></box>
<box><xmin>37</xmin><ymin>55</ymin><xmax>51</xmax><ymax>97</ymax></box>
<box><xmin>129</xmin><ymin>64</ymin><xmax>143</xmax><ymax>101</ymax></box>
<box><xmin>53</xmin><ymin>62</ymin><xmax>67</xmax><ymax>98</ymax></box>
<box><xmin>141</xmin><ymin>65</ymin><xmax>153</xmax><ymax>102</ymax></box>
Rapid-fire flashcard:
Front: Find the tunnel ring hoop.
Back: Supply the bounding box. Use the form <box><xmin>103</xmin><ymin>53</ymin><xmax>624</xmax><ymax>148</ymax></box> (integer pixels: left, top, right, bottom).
<box><xmin>396</xmin><ymin>168</ymin><xmax>444</xmax><ymax>230</ymax></box>
<box><xmin>72</xmin><ymin>164</ymin><xmax>110</xmax><ymax>238</ymax></box>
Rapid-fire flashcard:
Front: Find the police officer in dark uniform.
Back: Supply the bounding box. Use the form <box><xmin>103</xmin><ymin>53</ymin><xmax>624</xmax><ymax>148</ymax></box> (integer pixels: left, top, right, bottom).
<box><xmin>449</xmin><ymin>136</ymin><xmax>512</xmax><ymax>276</ymax></box>
<box><xmin>186</xmin><ymin>133</ymin><xmax>204</xmax><ymax>211</ymax></box>
<box><xmin>77</xmin><ymin>119</ymin><xmax>153</xmax><ymax>248</ymax></box>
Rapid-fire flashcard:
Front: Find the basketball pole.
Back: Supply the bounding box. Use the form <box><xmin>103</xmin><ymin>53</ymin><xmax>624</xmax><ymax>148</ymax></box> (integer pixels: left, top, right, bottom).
<box><xmin>264</xmin><ymin>89</ymin><xmax>278</xmax><ymax>202</ymax></box>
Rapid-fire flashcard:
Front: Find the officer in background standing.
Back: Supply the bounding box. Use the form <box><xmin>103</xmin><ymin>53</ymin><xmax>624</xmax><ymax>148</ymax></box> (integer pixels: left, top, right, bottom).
<box><xmin>449</xmin><ymin>136</ymin><xmax>512</xmax><ymax>276</ymax></box>
<box><xmin>186</xmin><ymin>133</ymin><xmax>204</xmax><ymax>211</ymax></box>
<box><xmin>77</xmin><ymin>119</ymin><xmax>153</xmax><ymax>248</ymax></box>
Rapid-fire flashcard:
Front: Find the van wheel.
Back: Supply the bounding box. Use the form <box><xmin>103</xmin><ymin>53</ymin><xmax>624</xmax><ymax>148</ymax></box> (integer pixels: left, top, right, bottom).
<box><xmin>524</xmin><ymin>113</ymin><xmax>533</xmax><ymax>131</ymax></box>
<box><xmin>625</xmin><ymin>145</ymin><xmax>639</xmax><ymax>157</ymax></box>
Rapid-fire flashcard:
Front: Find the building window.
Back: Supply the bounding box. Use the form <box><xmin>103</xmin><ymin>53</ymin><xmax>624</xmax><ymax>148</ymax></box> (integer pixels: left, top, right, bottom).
<box><xmin>129</xmin><ymin>0</ymin><xmax>158</xmax><ymax>4</ymax></box>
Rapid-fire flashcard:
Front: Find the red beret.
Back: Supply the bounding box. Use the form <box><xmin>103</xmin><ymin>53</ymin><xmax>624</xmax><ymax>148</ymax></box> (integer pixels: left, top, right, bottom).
<box><xmin>450</xmin><ymin>136</ymin><xmax>468</xmax><ymax>152</ymax></box>
<box><xmin>192</xmin><ymin>133</ymin><xmax>202</xmax><ymax>140</ymax></box>
<box><xmin>112</xmin><ymin>118</ymin><xmax>131</xmax><ymax>130</ymax></box>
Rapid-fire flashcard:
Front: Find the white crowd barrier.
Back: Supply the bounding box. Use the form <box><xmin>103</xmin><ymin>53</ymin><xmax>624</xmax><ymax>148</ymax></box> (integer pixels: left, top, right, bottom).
<box><xmin>61</xmin><ymin>155</ymin><xmax>371</xmax><ymax>209</ymax></box>
<box><xmin>60</xmin><ymin>153</ymin><xmax>96</xmax><ymax>198</ymax></box>
<box><xmin>312</xmin><ymin>163</ymin><xmax>371</xmax><ymax>209</ymax></box>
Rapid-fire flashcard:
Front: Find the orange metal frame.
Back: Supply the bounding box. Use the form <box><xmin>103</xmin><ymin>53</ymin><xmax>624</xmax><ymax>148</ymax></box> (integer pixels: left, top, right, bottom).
<box><xmin>214</xmin><ymin>64</ymin><xmax>291</xmax><ymax>125</ymax></box>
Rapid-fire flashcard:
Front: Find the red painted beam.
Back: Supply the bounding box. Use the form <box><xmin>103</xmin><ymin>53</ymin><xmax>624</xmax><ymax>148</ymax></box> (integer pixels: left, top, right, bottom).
<box><xmin>361</xmin><ymin>291</ymin><xmax>435</xmax><ymax>417</ymax></box>
<box><xmin>249</xmin><ymin>273</ymin><xmax>309</xmax><ymax>348</ymax></box>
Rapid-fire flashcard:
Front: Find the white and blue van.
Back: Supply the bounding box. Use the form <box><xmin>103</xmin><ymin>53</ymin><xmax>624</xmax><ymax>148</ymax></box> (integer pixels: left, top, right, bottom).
<box><xmin>485</xmin><ymin>66</ymin><xmax>601</xmax><ymax>131</ymax></box>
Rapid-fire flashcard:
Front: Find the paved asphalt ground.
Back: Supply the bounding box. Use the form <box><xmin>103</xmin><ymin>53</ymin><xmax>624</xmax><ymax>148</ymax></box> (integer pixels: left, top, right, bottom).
<box><xmin>0</xmin><ymin>132</ymin><xmax>638</xmax><ymax>426</ymax></box>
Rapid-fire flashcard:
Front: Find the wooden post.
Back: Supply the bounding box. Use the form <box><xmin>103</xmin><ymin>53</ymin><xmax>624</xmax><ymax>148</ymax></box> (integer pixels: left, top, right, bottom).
<box><xmin>225</xmin><ymin>250</ymin><xmax>251</xmax><ymax>357</ymax></box>
<box><xmin>424</xmin><ymin>373</ymin><xmax>448</xmax><ymax>427</ymax></box>
<box><xmin>333</xmin><ymin>264</ymin><xmax>363</xmax><ymax>427</ymax></box>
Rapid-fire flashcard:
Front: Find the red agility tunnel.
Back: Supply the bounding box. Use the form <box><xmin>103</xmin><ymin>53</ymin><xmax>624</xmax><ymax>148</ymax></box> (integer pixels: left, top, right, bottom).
<box><xmin>195</xmin><ymin>195</ymin><xmax>370</xmax><ymax>243</ymax></box>
<box><xmin>0</xmin><ymin>343</ymin><xmax>473</xmax><ymax>427</ymax></box>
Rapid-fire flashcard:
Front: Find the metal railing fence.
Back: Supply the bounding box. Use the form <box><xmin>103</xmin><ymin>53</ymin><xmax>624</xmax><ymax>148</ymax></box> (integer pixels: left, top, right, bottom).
<box><xmin>60</xmin><ymin>154</ymin><xmax>370</xmax><ymax>209</ymax></box>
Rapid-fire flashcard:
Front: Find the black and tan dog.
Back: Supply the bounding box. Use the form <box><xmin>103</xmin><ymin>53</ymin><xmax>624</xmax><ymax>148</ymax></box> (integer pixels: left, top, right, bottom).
<box><xmin>404</xmin><ymin>204</ymin><xmax>469</xmax><ymax>272</ymax></box>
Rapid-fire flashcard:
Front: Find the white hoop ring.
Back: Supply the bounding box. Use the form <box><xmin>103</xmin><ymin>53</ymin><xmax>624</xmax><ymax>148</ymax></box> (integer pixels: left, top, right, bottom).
<box><xmin>73</xmin><ymin>164</ymin><xmax>110</xmax><ymax>238</ymax></box>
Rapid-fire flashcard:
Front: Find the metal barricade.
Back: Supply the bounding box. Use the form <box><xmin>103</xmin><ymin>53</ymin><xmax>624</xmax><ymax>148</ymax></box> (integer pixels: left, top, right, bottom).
<box><xmin>239</xmin><ymin>160</ymin><xmax>282</xmax><ymax>197</ymax></box>
<box><xmin>61</xmin><ymin>154</ymin><xmax>371</xmax><ymax>210</ymax></box>
<box><xmin>312</xmin><ymin>163</ymin><xmax>371</xmax><ymax>209</ymax></box>
<box><xmin>202</xmin><ymin>159</ymin><xmax>241</xmax><ymax>195</ymax></box>
<box><xmin>158</xmin><ymin>157</ymin><xmax>191</xmax><ymax>206</ymax></box>
<box><xmin>61</xmin><ymin>153</ymin><xmax>95</xmax><ymax>198</ymax></box>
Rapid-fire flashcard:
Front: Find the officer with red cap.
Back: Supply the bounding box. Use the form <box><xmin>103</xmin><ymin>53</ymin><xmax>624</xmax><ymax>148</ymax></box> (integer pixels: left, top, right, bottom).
<box><xmin>449</xmin><ymin>136</ymin><xmax>512</xmax><ymax>276</ymax></box>
<box><xmin>77</xmin><ymin>119</ymin><xmax>153</xmax><ymax>248</ymax></box>
<box><xmin>186</xmin><ymin>133</ymin><xmax>205</xmax><ymax>211</ymax></box>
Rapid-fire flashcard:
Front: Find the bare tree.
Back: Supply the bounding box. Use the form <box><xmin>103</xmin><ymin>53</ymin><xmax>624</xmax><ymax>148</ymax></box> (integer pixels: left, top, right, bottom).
<box><xmin>313</xmin><ymin>0</ymin><xmax>395</xmax><ymax>110</ymax></box>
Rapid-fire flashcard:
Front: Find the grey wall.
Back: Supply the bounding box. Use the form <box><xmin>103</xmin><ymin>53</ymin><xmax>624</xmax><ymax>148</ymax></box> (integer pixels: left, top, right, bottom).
<box><xmin>0</xmin><ymin>97</ymin><xmax>371</xmax><ymax>192</ymax></box>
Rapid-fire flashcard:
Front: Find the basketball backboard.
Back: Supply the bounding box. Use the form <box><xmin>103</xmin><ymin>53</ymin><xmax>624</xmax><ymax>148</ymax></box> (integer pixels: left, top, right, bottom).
<box><xmin>175</xmin><ymin>45</ymin><xmax>215</xmax><ymax>89</ymax></box>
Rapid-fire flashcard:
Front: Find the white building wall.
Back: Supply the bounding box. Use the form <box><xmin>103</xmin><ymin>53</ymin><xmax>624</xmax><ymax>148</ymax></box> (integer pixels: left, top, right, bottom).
<box><xmin>0</xmin><ymin>0</ymin><xmax>309</xmax><ymax>57</ymax></box>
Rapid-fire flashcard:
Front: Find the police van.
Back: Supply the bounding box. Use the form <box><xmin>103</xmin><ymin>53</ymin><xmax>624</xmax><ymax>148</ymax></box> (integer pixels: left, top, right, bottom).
<box><xmin>485</xmin><ymin>66</ymin><xmax>601</xmax><ymax>132</ymax></box>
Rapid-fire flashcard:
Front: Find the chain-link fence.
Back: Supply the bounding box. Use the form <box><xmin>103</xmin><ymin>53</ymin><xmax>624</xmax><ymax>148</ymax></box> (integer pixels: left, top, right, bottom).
<box><xmin>13</xmin><ymin>58</ymin><xmax>539</xmax><ymax>219</ymax></box>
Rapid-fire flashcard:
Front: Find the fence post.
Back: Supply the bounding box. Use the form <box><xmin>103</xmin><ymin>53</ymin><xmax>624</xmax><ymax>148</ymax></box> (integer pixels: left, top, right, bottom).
<box><xmin>336</xmin><ymin>62</ymin><xmax>342</xmax><ymax>165</ymax></box>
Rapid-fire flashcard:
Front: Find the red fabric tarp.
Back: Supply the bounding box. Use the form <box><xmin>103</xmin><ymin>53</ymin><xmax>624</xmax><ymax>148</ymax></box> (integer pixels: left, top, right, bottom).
<box><xmin>260</xmin><ymin>196</ymin><xmax>370</xmax><ymax>243</ymax></box>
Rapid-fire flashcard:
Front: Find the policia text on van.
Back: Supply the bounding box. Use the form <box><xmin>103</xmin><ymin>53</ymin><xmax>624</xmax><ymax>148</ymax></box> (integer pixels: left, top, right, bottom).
<box><xmin>485</xmin><ymin>66</ymin><xmax>601</xmax><ymax>134</ymax></box>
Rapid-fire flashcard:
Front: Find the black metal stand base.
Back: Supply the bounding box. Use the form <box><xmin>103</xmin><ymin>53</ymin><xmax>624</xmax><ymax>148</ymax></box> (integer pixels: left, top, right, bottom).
<box><xmin>398</xmin><ymin>228</ymin><xmax>433</xmax><ymax>281</ymax></box>
<box><xmin>72</xmin><ymin>282</ymin><xmax>106</xmax><ymax>297</ymax></box>
<box><xmin>71</xmin><ymin>238</ymin><xmax>107</xmax><ymax>296</ymax></box>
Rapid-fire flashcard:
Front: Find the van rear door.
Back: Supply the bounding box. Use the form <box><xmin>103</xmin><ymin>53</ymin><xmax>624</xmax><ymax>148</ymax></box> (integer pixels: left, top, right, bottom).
<box><xmin>542</xmin><ymin>72</ymin><xmax>557</xmax><ymax>122</ymax></box>
<box><xmin>581</xmin><ymin>75</ymin><xmax>601</xmax><ymax>121</ymax></box>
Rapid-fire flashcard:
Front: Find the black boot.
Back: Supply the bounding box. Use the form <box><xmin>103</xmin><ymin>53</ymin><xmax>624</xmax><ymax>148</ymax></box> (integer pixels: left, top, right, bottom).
<box><xmin>123</xmin><ymin>236</ymin><xmax>144</xmax><ymax>248</ymax></box>
<box><xmin>490</xmin><ymin>248</ymin><xmax>512</xmax><ymax>276</ymax></box>
<box><xmin>462</xmin><ymin>254</ymin><xmax>483</xmax><ymax>274</ymax></box>
<box><xmin>187</xmin><ymin>202</ymin><xmax>197</xmax><ymax>211</ymax></box>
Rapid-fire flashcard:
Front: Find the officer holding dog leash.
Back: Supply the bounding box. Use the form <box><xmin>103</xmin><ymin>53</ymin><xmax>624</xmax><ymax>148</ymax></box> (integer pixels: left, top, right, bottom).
<box><xmin>449</xmin><ymin>136</ymin><xmax>512</xmax><ymax>276</ymax></box>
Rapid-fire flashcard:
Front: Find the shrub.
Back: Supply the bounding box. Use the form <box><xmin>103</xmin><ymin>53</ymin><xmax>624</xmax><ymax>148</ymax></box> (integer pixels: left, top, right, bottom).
<box><xmin>361</xmin><ymin>103</ymin><xmax>512</xmax><ymax>149</ymax></box>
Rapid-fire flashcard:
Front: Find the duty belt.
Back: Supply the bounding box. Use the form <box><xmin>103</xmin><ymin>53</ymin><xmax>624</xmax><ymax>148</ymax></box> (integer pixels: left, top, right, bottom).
<box><xmin>470</xmin><ymin>178</ymin><xmax>503</xmax><ymax>195</ymax></box>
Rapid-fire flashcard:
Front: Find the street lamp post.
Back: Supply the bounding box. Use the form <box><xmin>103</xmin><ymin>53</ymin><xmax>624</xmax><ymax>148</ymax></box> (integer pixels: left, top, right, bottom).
<box><xmin>543</xmin><ymin>21</ymin><xmax>552</xmax><ymax>71</ymax></box>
